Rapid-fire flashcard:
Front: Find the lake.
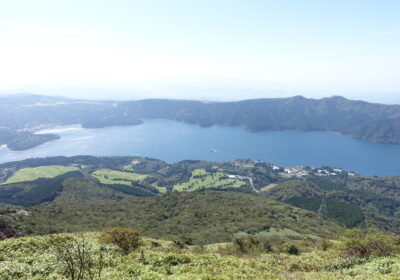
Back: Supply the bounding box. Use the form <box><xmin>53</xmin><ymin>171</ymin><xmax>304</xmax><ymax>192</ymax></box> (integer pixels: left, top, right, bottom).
<box><xmin>1</xmin><ymin>119</ymin><xmax>400</xmax><ymax>176</ymax></box>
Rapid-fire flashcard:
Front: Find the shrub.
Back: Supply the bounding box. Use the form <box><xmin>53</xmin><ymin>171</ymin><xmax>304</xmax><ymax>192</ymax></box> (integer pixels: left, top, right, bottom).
<box><xmin>232</xmin><ymin>233</ymin><xmax>272</xmax><ymax>254</ymax></box>
<box><xmin>339</xmin><ymin>228</ymin><xmax>399</xmax><ymax>257</ymax></box>
<box><xmin>151</xmin><ymin>240</ymin><xmax>161</xmax><ymax>248</ymax></box>
<box><xmin>282</xmin><ymin>243</ymin><xmax>300</xmax><ymax>255</ymax></box>
<box><xmin>99</xmin><ymin>227</ymin><xmax>141</xmax><ymax>254</ymax></box>
<box><xmin>319</xmin><ymin>239</ymin><xmax>332</xmax><ymax>251</ymax></box>
<box><xmin>324</xmin><ymin>257</ymin><xmax>365</xmax><ymax>271</ymax></box>
<box><xmin>339</xmin><ymin>229</ymin><xmax>368</xmax><ymax>257</ymax></box>
<box><xmin>48</xmin><ymin>234</ymin><xmax>104</xmax><ymax>280</ymax></box>
<box><xmin>172</xmin><ymin>236</ymin><xmax>193</xmax><ymax>249</ymax></box>
<box><xmin>152</xmin><ymin>254</ymin><xmax>191</xmax><ymax>266</ymax></box>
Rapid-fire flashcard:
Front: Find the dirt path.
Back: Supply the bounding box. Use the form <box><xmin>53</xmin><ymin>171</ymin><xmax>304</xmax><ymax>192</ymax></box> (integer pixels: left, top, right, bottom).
<box><xmin>243</xmin><ymin>176</ymin><xmax>259</xmax><ymax>193</ymax></box>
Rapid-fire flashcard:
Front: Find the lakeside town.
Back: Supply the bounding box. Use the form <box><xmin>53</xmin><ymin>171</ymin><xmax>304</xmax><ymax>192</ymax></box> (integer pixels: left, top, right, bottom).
<box><xmin>280</xmin><ymin>165</ymin><xmax>357</xmax><ymax>178</ymax></box>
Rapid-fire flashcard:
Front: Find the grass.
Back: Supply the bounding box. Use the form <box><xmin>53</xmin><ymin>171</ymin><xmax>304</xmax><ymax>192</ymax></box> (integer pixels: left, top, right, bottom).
<box><xmin>154</xmin><ymin>185</ymin><xmax>167</xmax><ymax>193</ymax></box>
<box><xmin>123</xmin><ymin>164</ymin><xmax>135</xmax><ymax>171</ymax></box>
<box><xmin>0</xmin><ymin>232</ymin><xmax>399</xmax><ymax>280</ymax></box>
<box><xmin>260</xmin><ymin>183</ymin><xmax>278</xmax><ymax>192</ymax></box>
<box><xmin>91</xmin><ymin>169</ymin><xmax>166</xmax><ymax>193</ymax></box>
<box><xmin>254</xmin><ymin>227</ymin><xmax>319</xmax><ymax>240</ymax></box>
<box><xmin>173</xmin><ymin>169</ymin><xmax>245</xmax><ymax>192</ymax></box>
<box><xmin>91</xmin><ymin>169</ymin><xmax>148</xmax><ymax>186</ymax></box>
<box><xmin>1</xmin><ymin>165</ymin><xmax>78</xmax><ymax>185</ymax></box>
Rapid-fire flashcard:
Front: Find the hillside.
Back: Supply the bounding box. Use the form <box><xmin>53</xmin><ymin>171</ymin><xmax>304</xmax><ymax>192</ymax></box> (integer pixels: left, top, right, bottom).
<box><xmin>1</xmin><ymin>156</ymin><xmax>400</xmax><ymax>239</ymax></box>
<box><xmin>1</xmin><ymin>231</ymin><xmax>400</xmax><ymax>280</ymax></box>
<box><xmin>1</xmin><ymin>156</ymin><xmax>400</xmax><ymax>279</ymax></box>
<box><xmin>3</xmin><ymin>184</ymin><xmax>343</xmax><ymax>243</ymax></box>
<box><xmin>2</xmin><ymin>94</ymin><xmax>400</xmax><ymax>150</ymax></box>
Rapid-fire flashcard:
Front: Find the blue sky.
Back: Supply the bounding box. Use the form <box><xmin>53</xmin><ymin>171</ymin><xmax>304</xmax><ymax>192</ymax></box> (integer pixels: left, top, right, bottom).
<box><xmin>0</xmin><ymin>0</ymin><xmax>399</xmax><ymax>102</ymax></box>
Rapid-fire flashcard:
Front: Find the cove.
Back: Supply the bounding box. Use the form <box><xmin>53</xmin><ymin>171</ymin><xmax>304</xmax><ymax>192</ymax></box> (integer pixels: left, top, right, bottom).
<box><xmin>0</xmin><ymin>119</ymin><xmax>400</xmax><ymax>176</ymax></box>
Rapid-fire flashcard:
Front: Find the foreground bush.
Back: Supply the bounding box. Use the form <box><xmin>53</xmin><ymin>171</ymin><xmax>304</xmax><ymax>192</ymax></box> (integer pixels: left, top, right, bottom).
<box><xmin>172</xmin><ymin>236</ymin><xmax>194</xmax><ymax>249</ymax></box>
<box><xmin>1</xmin><ymin>232</ymin><xmax>400</xmax><ymax>279</ymax></box>
<box><xmin>231</xmin><ymin>233</ymin><xmax>272</xmax><ymax>254</ymax></box>
<box><xmin>99</xmin><ymin>227</ymin><xmax>142</xmax><ymax>254</ymax></box>
<box><xmin>282</xmin><ymin>242</ymin><xmax>300</xmax><ymax>255</ymax></box>
<box><xmin>340</xmin><ymin>228</ymin><xmax>400</xmax><ymax>257</ymax></box>
<box><xmin>47</xmin><ymin>234</ymin><xmax>104</xmax><ymax>280</ymax></box>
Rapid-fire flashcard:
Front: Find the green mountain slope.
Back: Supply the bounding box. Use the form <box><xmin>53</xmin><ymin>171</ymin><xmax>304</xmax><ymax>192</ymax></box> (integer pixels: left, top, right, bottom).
<box><xmin>1</xmin><ymin>156</ymin><xmax>400</xmax><ymax>238</ymax></box>
<box><xmin>4</xmin><ymin>187</ymin><xmax>343</xmax><ymax>243</ymax></box>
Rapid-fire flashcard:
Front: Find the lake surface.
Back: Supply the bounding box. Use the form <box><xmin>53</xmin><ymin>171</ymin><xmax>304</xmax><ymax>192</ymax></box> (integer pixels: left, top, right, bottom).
<box><xmin>1</xmin><ymin>119</ymin><xmax>400</xmax><ymax>176</ymax></box>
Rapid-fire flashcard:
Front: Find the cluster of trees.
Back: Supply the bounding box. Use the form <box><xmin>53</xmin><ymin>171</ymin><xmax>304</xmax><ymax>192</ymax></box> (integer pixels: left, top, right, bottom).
<box><xmin>3</xmin><ymin>190</ymin><xmax>343</xmax><ymax>244</ymax></box>
<box><xmin>0</xmin><ymin>171</ymin><xmax>83</xmax><ymax>206</ymax></box>
<box><xmin>286</xmin><ymin>196</ymin><xmax>364</xmax><ymax>228</ymax></box>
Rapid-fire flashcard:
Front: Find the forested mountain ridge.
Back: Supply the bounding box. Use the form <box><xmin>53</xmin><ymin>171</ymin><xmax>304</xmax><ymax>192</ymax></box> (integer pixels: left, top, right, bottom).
<box><xmin>0</xmin><ymin>156</ymin><xmax>346</xmax><ymax>243</ymax></box>
<box><xmin>120</xmin><ymin>96</ymin><xmax>400</xmax><ymax>143</ymax></box>
<box><xmin>1</xmin><ymin>156</ymin><xmax>400</xmax><ymax>239</ymax></box>
<box><xmin>2</xmin><ymin>94</ymin><xmax>400</xmax><ymax>150</ymax></box>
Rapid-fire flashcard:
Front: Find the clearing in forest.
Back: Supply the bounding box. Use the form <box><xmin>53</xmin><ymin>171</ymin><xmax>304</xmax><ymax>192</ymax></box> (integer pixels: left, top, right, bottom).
<box><xmin>173</xmin><ymin>169</ymin><xmax>245</xmax><ymax>192</ymax></box>
<box><xmin>2</xmin><ymin>165</ymin><xmax>78</xmax><ymax>185</ymax></box>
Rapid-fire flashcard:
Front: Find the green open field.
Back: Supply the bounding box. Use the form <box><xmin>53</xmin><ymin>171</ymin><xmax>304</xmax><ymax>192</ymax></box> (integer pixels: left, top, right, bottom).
<box><xmin>2</xmin><ymin>165</ymin><xmax>78</xmax><ymax>185</ymax></box>
<box><xmin>254</xmin><ymin>227</ymin><xmax>319</xmax><ymax>240</ymax></box>
<box><xmin>260</xmin><ymin>183</ymin><xmax>278</xmax><ymax>192</ymax></box>
<box><xmin>173</xmin><ymin>169</ymin><xmax>246</xmax><ymax>192</ymax></box>
<box><xmin>91</xmin><ymin>169</ymin><xmax>167</xmax><ymax>193</ymax></box>
<box><xmin>91</xmin><ymin>169</ymin><xmax>148</xmax><ymax>185</ymax></box>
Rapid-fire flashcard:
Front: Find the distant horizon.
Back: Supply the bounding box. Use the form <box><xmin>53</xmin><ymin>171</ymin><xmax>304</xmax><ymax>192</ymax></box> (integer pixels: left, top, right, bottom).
<box><xmin>1</xmin><ymin>90</ymin><xmax>400</xmax><ymax>105</ymax></box>
<box><xmin>1</xmin><ymin>1</ymin><xmax>400</xmax><ymax>104</ymax></box>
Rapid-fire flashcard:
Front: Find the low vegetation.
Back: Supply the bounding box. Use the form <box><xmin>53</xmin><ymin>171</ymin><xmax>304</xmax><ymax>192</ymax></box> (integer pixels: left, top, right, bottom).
<box><xmin>339</xmin><ymin>228</ymin><xmax>400</xmax><ymax>257</ymax></box>
<box><xmin>0</xmin><ymin>229</ymin><xmax>400</xmax><ymax>279</ymax></box>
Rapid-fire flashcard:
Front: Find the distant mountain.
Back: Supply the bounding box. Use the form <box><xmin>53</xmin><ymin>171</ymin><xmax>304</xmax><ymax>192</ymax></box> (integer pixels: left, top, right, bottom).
<box><xmin>0</xmin><ymin>93</ymin><xmax>75</xmax><ymax>106</ymax></box>
<box><xmin>119</xmin><ymin>96</ymin><xmax>400</xmax><ymax>144</ymax></box>
<box><xmin>2</xmin><ymin>94</ymin><xmax>400</xmax><ymax>150</ymax></box>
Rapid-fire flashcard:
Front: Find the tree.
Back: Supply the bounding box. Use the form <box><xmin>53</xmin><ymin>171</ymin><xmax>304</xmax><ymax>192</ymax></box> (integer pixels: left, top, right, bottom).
<box><xmin>99</xmin><ymin>227</ymin><xmax>142</xmax><ymax>254</ymax></box>
<box><xmin>48</xmin><ymin>234</ymin><xmax>104</xmax><ymax>280</ymax></box>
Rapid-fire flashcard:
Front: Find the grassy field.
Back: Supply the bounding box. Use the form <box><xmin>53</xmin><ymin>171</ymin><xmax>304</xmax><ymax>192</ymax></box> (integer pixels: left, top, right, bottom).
<box><xmin>91</xmin><ymin>169</ymin><xmax>148</xmax><ymax>185</ymax></box>
<box><xmin>90</xmin><ymin>169</ymin><xmax>166</xmax><ymax>193</ymax></box>
<box><xmin>173</xmin><ymin>169</ymin><xmax>245</xmax><ymax>192</ymax></box>
<box><xmin>0</xmin><ymin>232</ymin><xmax>399</xmax><ymax>280</ymax></box>
<box><xmin>254</xmin><ymin>227</ymin><xmax>319</xmax><ymax>240</ymax></box>
<box><xmin>1</xmin><ymin>165</ymin><xmax>78</xmax><ymax>185</ymax></box>
<box><xmin>260</xmin><ymin>183</ymin><xmax>278</xmax><ymax>192</ymax></box>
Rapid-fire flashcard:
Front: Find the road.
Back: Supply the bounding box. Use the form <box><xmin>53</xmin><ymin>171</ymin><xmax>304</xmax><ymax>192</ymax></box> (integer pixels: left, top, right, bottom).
<box><xmin>243</xmin><ymin>176</ymin><xmax>259</xmax><ymax>193</ymax></box>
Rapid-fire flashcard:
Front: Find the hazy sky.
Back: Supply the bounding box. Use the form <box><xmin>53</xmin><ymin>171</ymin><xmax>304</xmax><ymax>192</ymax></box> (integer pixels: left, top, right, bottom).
<box><xmin>0</xmin><ymin>0</ymin><xmax>400</xmax><ymax>102</ymax></box>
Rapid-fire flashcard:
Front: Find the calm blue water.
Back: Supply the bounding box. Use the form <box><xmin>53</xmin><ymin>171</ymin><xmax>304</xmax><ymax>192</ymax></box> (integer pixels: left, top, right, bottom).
<box><xmin>1</xmin><ymin>119</ymin><xmax>400</xmax><ymax>176</ymax></box>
